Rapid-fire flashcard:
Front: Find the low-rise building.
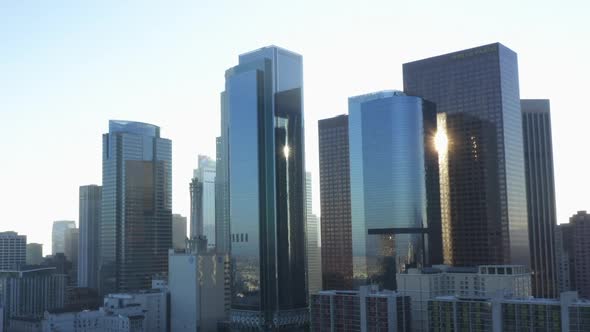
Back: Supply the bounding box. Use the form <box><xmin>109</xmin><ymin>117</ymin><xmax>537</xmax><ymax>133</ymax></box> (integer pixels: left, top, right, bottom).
<box><xmin>396</xmin><ymin>265</ymin><xmax>531</xmax><ymax>331</ymax></box>
<box><xmin>311</xmin><ymin>285</ymin><xmax>411</xmax><ymax>332</ymax></box>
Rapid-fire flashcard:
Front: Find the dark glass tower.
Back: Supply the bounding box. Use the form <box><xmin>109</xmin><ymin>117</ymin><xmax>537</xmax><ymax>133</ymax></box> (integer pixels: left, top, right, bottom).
<box><xmin>348</xmin><ymin>91</ymin><xmax>442</xmax><ymax>290</ymax></box>
<box><xmin>222</xmin><ymin>46</ymin><xmax>308</xmax><ymax>330</ymax></box>
<box><xmin>318</xmin><ymin>115</ymin><xmax>353</xmax><ymax>290</ymax></box>
<box><xmin>403</xmin><ymin>43</ymin><xmax>530</xmax><ymax>267</ymax></box>
<box><xmin>521</xmin><ymin>99</ymin><xmax>558</xmax><ymax>298</ymax></box>
<box><xmin>78</xmin><ymin>185</ymin><xmax>101</xmax><ymax>290</ymax></box>
<box><xmin>99</xmin><ymin>120</ymin><xmax>172</xmax><ymax>295</ymax></box>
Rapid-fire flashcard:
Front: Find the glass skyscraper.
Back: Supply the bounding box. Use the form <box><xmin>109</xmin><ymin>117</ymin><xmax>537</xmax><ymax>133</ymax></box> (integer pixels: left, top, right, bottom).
<box><xmin>318</xmin><ymin>114</ymin><xmax>354</xmax><ymax>290</ymax></box>
<box><xmin>222</xmin><ymin>46</ymin><xmax>308</xmax><ymax>330</ymax></box>
<box><xmin>99</xmin><ymin>120</ymin><xmax>172</xmax><ymax>295</ymax></box>
<box><xmin>403</xmin><ymin>43</ymin><xmax>530</xmax><ymax>267</ymax></box>
<box><xmin>521</xmin><ymin>99</ymin><xmax>558</xmax><ymax>298</ymax></box>
<box><xmin>190</xmin><ymin>155</ymin><xmax>216</xmax><ymax>250</ymax></box>
<box><xmin>78</xmin><ymin>184</ymin><xmax>101</xmax><ymax>290</ymax></box>
<box><xmin>51</xmin><ymin>220</ymin><xmax>75</xmax><ymax>255</ymax></box>
<box><xmin>348</xmin><ymin>91</ymin><xmax>442</xmax><ymax>290</ymax></box>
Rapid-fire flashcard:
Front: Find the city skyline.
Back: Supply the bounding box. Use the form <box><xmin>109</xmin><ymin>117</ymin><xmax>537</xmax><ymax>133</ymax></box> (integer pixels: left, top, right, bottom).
<box><xmin>2</xmin><ymin>1</ymin><xmax>590</xmax><ymax>250</ymax></box>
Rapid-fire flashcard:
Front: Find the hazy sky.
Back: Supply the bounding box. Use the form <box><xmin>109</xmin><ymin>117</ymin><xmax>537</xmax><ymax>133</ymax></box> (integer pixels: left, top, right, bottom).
<box><xmin>1</xmin><ymin>0</ymin><xmax>589</xmax><ymax>251</ymax></box>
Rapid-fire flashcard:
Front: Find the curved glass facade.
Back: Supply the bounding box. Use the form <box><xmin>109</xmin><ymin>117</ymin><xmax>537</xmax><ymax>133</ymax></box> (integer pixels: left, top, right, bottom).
<box><xmin>349</xmin><ymin>91</ymin><xmax>441</xmax><ymax>290</ymax></box>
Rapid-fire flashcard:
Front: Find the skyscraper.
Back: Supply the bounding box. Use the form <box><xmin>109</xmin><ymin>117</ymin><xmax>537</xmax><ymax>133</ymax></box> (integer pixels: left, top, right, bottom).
<box><xmin>555</xmin><ymin>223</ymin><xmax>574</xmax><ymax>293</ymax></box>
<box><xmin>26</xmin><ymin>243</ymin><xmax>43</xmax><ymax>265</ymax></box>
<box><xmin>306</xmin><ymin>172</ymin><xmax>322</xmax><ymax>297</ymax></box>
<box><xmin>215</xmin><ymin>135</ymin><xmax>230</xmax><ymax>254</ymax></box>
<box><xmin>64</xmin><ymin>228</ymin><xmax>79</xmax><ymax>265</ymax></box>
<box><xmin>403</xmin><ymin>43</ymin><xmax>530</xmax><ymax>267</ymax></box>
<box><xmin>318</xmin><ymin>114</ymin><xmax>353</xmax><ymax>290</ymax></box>
<box><xmin>0</xmin><ymin>232</ymin><xmax>26</xmax><ymax>270</ymax></box>
<box><xmin>52</xmin><ymin>220</ymin><xmax>75</xmax><ymax>255</ymax></box>
<box><xmin>568</xmin><ymin>211</ymin><xmax>590</xmax><ymax>299</ymax></box>
<box><xmin>521</xmin><ymin>99</ymin><xmax>558</xmax><ymax>298</ymax></box>
<box><xmin>172</xmin><ymin>214</ymin><xmax>187</xmax><ymax>250</ymax></box>
<box><xmin>78</xmin><ymin>185</ymin><xmax>101</xmax><ymax>289</ymax></box>
<box><xmin>99</xmin><ymin>120</ymin><xmax>172</xmax><ymax>295</ymax></box>
<box><xmin>348</xmin><ymin>91</ymin><xmax>442</xmax><ymax>290</ymax></box>
<box><xmin>190</xmin><ymin>155</ymin><xmax>216</xmax><ymax>250</ymax></box>
<box><xmin>223</xmin><ymin>46</ymin><xmax>308</xmax><ymax>330</ymax></box>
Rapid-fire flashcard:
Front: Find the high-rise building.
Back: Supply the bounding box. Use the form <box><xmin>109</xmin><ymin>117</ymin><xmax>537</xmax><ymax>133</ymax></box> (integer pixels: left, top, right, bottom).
<box><xmin>190</xmin><ymin>155</ymin><xmax>216</xmax><ymax>250</ymax></box>
<box><xmin>26</xmin><ymin>243</ymin><xmax>43</xmax><ymax>265</ymax></box>
<box><xmin>306</xmin><ymin>172</ymin><xmax>322</xmax><ymax>297</ymax></box>
<box><xmin>318</xmin><ymin>114</ymin><xmax>353</xmax><ymax>290</ymax></box>
<box><xmin>555</xmin><ymin>223</ymin><xmax>574</xmax><ymax>293</ymax></box>
<box><xmin>521</xmin><ymin>99</ymin><xmax>558</xmax><ymax>298</ymax></box>
<box><xmin>99</xmin><ymin>120</ymin><xmax>172</xmax><ymax>295</ymax></box>
<box><xmin>311</xmin><ymin>285</ymin><xmax>411</xmax><ymax>332</ymax></box>
<box><xmin>403</xmin><ymin>43</ymin><xmax>530</xmax><ymax>267</ymax></box>
<box><xmin>52</xmin><ymin>220</ymin><xmax>75</xmax><ymax>255</ymax></box>
<box><xmin>0</xmin><ymin>267</ymin><xmax>66</xmax><ymax>330</ymax></box>
<box><xmin>397</xmin><ymin>265</ymin><xmax>531</xmax><ymax>332</ymax></box>
<box><xmin>0</xmin><ymin>231</ymin><xmax>26</xmax><ymax>270</ymax></box>
<box><xmin>429</xmin><ymin>291</ymin><xmax>590</xmax><ymax>331</ymax></box>
<box><xmin>78</xmin><ymin>185</ymin><xmax>101</xmax><ymax>290</ymax></box>
<box><xmin>348</xmin><ymin>91</ymin><xmax>442</xmax><ymax>290</ymax></box>
<box><xmin>568</xmin><ymin>211</ymin><xmax>590</xmax><ymax>299</ymax></box>
<box><xmin>215</xmin><ymin>135</ymin><xmax>230</xmax><ymax>254</ymax></box>
<box><xmin>223</xmin><ymin>46</ymin><xmax>308</xmax><ymax>330</ymax></box>
<box><xmin>172</xmin><ymin>214</ymin><xmax>188</xmax><ymax>250</ymax></box>
<box><xmin>64</xmin><ymin>228</ymin><xmax>79</xmax><ymax>266</ymax></box>
<box><xmin>168</xmin><ymin>246</ymin><xmax>230</xmax><ymax>331</ymax></box>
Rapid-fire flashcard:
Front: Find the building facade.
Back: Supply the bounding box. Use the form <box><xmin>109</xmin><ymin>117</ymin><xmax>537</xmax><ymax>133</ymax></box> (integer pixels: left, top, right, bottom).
<box><xmin>306</xmin><ymin>172</ymin><xmax>322</xmax><ymax>297</ymax></box>
<box><xmin>311</xmin><ymin>285</ymin><xmax>411</xmax><ymax>332</ymax></box>
<box><xmin>78</xmin><ymin>185</ymin><xmax>101</xmax><ymax>290</ymax></box>
<box><xmin>318</xmin><ymin>115</ymin><xmax>353</xmax><ymax>291</ymax></box>
<box><xmin>403</xmin><ymin>43</ymin><xmax>530</xmax><ymax>267</ymax></box>
<box><xmin>569</xmin><ymin>211</ymin><xmax>590</xmax><ymax>299</ymax></box>
<box><xmin>99</xmin><ymin>120</ymin><xmax>172</xmax><ymax>295</ymax></box>
<box><xmin>215</xmin><ymin>135</ymin><xmax>230</xmax><ymax>255</ymax></box>
<box><xmin>223</xmin><ymin>46</ymin><xmax>308</xmax><ymax>330</ymax></box>
<box><xmin>397</xmin><ymin>265</ymin><xmax>531</xmax><ymax>331</ymax></box>
<box><xmin>51</xmin><ymin>221</ymin><xmax>75</xmax><ymax>255</ymax></box>
<box><xmin>168</xmin><ymin>247</ymin><xmax>230</xmax><ymax>331</ymax></box>
<box><xmin>348</xmin><ymin>91</ymin><xmax>442</xmax><ymax>290</ymax></box>
<box><xmin>64</xmin><ymin>228</ymin><xmax>78</xmax><ymax>266</ymax></box>
<box><xmin>429</xmin><ymin>291</ymin><xmax>590</xmax><ymax>332</ymax></box>
<box><xmin>521</xmin><ymin>99</ymin><xmax>558</xmax><ymax>298</ymax></box>
<box><xmin>172</xmin><ymin>214</ymin><xmax>187</xmax><ymax>250</ymax></box>
<box><xmin>555</xmin><ymin>223</ymin><xmax>574</xmax><ymax>293</ymax></box>
<box><xmin>0</xmin><ymin>232</ymin><xmax>26</xmax><ymax>270</ymax></box>
<box><xmin>190</xmin><ymin>155</ymin><xmax>216</xmax><ymax>251</ymax></box>
<box><xmin>26</xmin><ymin>243</ymin><xmax>43</xmax><ymax>266</ymax></box>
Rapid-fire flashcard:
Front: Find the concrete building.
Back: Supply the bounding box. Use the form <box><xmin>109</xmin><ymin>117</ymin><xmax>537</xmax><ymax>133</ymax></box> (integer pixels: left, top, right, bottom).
<box><xmin>397</xmin><ymin>265</ymin><xmax>531</xmax><ymax>332</ymax></box>
<box><xmin>103</xmin><ymin>290</ymin><xmax>167</xmax><ymax>332</ymax></box>
<box><xmin>26</xmin><ymin>243</ymin><xmax>43</xmax><ymax>266</ymax></box>
<box><xmin>311</xmin><ymin>285</ymin><xmax>411</xmax><ymax>332</ymax></box>
<box><xmin>51</xmin><ymin>221</ymin><xmax>75</xmax><ymax>255</ymax></box>
<box><xmin>168</xmin><ymin>247</ymin><xmax>230</xmax><ymax>331</ymax></box>
<box><xmin>0</xmin><ymin>267</ymin><xmax>66</xmax><ymax>330</ymax></box>
<box><xmin>561</xmin><ymin>211</ymin><xmax>590</xmax><ymax>299</ymax></box>
<box><xmin>78</xmin><ymin>185</ymin><xmax>101</xmax><ymax>290</ymax></box>
<box><xmin>429</xmin><ymin>291</ymin><xmax>590</xmax><ymax>332</ymax></box>
<box><xmin>172</xmin><ymin>214</ymin><xmax>187</xmax><ymax>250</ymax></box>
<box><xmin>0</xmin><ymin>232</ymin><xmax>26</xmax><ymax>270</ymax></box>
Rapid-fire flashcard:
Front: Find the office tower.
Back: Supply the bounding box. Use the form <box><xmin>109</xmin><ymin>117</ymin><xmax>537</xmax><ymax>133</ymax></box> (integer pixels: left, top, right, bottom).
<box><xmin>78</xmin><ymin>185</ymin><xmax>101</xmax><ymax>289</ymax></box>
<box><xmin>223</xmin><ymin>46</ymin><xmax>308</xmax><ymax>330</ymax></box>
<box><xmin>168</xmin><ymin>246</ymin><xmax>231</xmax><ymax>331</ymax></box>
<box><xmin>215</xmin><ymin>135</ymin><xmax>230</xmax><ymax>254</ymax></box>
<box><xmin>52</xmin><ymin>220</ymin><xmax>75</xmax><ymax>255</ymax></box>
<box><xmin>348</xmin><ymin>91</ymin><xmax>442</xmax><ymax>290</ymax></box>
<box><xmin>306</xmin><ymin>172</ymin><xmax>322</xmax><ymax>297</ymax></box>
<box><xmin>64</xmin><ymin>228</ymin><xmax>79</xmax><ymax>265</ymax></box>
<box><xmin>403</xmin><ymin>43</ymin><xmax>530</xmax><ymax>267</ymax></box>
<box><xmin>555</xmin><ymin>223</ymin><xmax>573</xmax><ymax>293</ymax></box>
<box><xmin>100</xmin><ymin>120</ymin><xmax>172</xmax><ymax>295</ymax></box>
<box><xmin>26</xmin><ymin>243</ymin><xmax>43</xmax><ymax>265</ymax></box>
<box><xmin>318</xmin><ymin>114</ymin><xmax>353</xmax><ymax>290</ymax></box>
<box><xmin>0</xmin><ymin>266</ymin><xmax>66</xmax><ymax>329</ymax></box>
<box><xmin>172</xmin><ymin>214</ymin><xmax>188</xmax><ymax>250</ymax></box>
<box><xmin>397</xmin><ymin>265</ymin><xmax>531</xmax><ymax>331</ymax></box>
<box><xmin>429</xmin><ymin>291</ymin><xmax>589</xmax><ymax>331</ymax></box>
<box><xmin>568</xmin><ymin>211</ymin><xmax>590</xmax><ymax>299</ymax></box>
<box><xmin>521</xmin><ymin>99</ymin><xmax>558</xmax><ymax>298</ymax></box>
<box><xmin>190</xmin><ymin>155</ymin><xmax>216</xmax><ymax>250</ymax></box>
<box><xmin>311</xmin><ymin>285</ymin><xmax>411</xmax><ymax>332</ymax></box>
<box><xmin>0</xmin><ymin>231</ymin><xmax>26</xmax><ymax>270</ymax></box>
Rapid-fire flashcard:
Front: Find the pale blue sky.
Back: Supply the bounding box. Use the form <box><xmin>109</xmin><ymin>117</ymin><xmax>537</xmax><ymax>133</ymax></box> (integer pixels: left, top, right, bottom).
<box><xmin>1</xmin><ymin>0</ymin><xmax>589</xmax><ymax>250</ymax></box>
